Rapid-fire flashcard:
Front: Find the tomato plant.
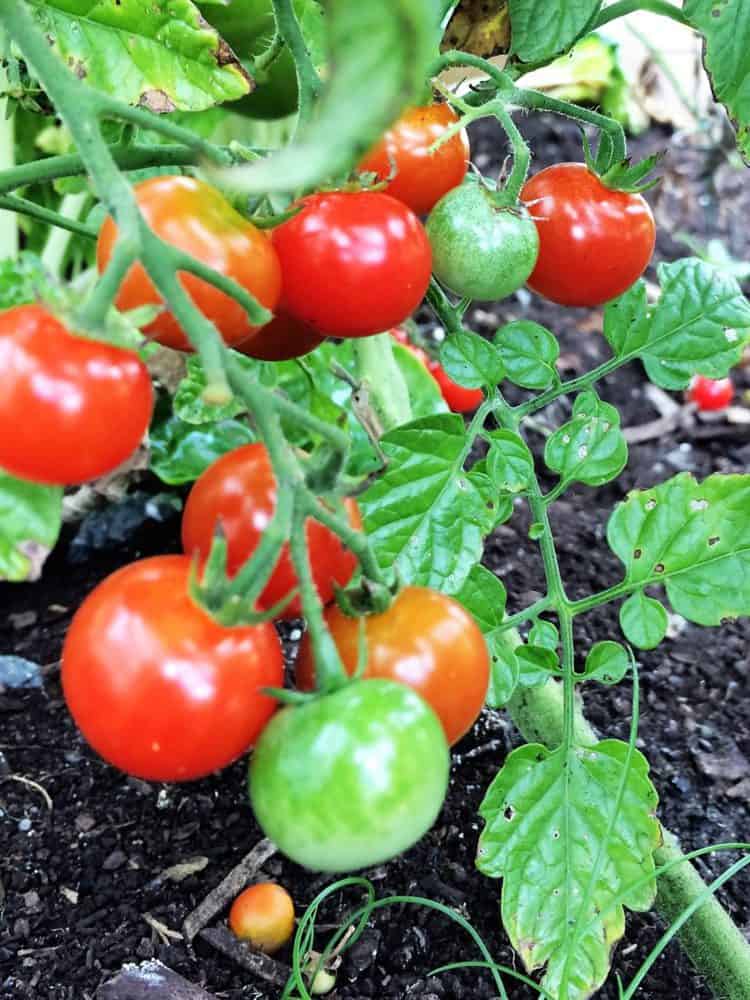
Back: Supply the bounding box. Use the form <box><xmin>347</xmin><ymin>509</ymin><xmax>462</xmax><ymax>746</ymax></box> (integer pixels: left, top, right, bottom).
<box><xmin>687</xmin><ymin>374</ymin><xmax>734</xmax><ymax>411</ymax></box>
<box><xmin>236</xmin><ymin>310</ymin><xmax>324</xmax><ymax>361</ymax></box>
<box><xmin>229</xmin><ymin>883</ymin><xmax>295</xmax><ymax>953</ymax></box>
<box><xmin>390</xmin><ymin>328</ymin><xmax>484</xmax><ymax>412</ymax></box>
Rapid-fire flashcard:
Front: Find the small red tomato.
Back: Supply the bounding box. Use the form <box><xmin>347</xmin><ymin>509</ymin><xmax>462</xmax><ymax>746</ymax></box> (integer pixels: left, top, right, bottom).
<box><xmin>229</xmin><ymin>883</ymin><xmax>295</xmax><ymax>953</ymax></box>
<box><xmin>359</xmin><ymin>103</ymin><xmax>470</xmax><ymax>216</ymax></box>
<box><xmin>296</xmin><ymin>586</ymin><xmax>490</xmax><ymax>745</ymax></box>
<box><xmin>62</xmin><ymin>555</ymin><xmax>283</xmax><ymax>781</ymax></box>
<box><xmin>182</xmin><ymin>443</ymin><xmax>362</xmax><ymax>618</ymax></box>
<box><xmin>521</xmin><ymin>163</ymin><xmax>656</xmax><ymax>307</ymax></box>
<box><xmin>271</xmin><ymin>191</ymin><xmax>432</xmax><ymax>338</ymax></box>
<box><xmin>428</xmin><ymin>361</ymin><xmax>484</xmax><ymax>413</ymax></box>
<box><xmin>236</xmin><ymin>311</ymin><xmax>324</xmax><ymax>361</ymax></box>
<box><xmin>389</xmin><ymin>326</ymin><xmax>431</xmax><ymax>366</ymax></box>
<box><xmin>97</xmin><ymin>176</ymin><xmax>282</xmax><ymax>351</ymax></box>
<box><xmin>687</xmin><ymin>375</ymin><xmax>734</xmax><ymax>411</ymax></box>
<box><xmin>0</xmin><ymin>304</ymin><xmax>152</xmax><ymax>485</ymax></box>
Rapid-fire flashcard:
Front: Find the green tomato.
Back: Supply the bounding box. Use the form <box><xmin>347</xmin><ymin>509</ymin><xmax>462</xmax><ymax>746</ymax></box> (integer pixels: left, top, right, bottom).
<box><xmin>426</xmin><ymin>180</ymin><xmax>540</xmax><ymax>301</ymax></box>
<box><xmin>249</xmin><ymin>679</ymin><xmax>450</xmax><ymax>871</ymax></box>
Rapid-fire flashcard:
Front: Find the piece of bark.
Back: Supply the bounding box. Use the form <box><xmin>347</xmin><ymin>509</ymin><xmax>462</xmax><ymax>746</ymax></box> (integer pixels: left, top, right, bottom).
<box><xmin>97</xmin><ymin>960</ymin><xmax>217</xmax><ymax>999</ymax></box>
<box><xmin>199</xmin><ymin>925</ymin><xmax>289</xmax><ymax>987</ymax></box>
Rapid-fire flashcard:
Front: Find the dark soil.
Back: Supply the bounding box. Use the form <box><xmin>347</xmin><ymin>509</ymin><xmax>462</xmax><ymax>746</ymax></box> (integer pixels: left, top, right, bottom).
<box><xmin>2</xmin><ymin>115</ymin><xmax>750</xmax><ymax>1000</ymax></box>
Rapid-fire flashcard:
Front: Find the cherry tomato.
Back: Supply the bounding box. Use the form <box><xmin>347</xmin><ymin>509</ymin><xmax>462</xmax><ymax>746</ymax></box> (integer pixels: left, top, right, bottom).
<box><xmin>296</xmin><ymin>587</ymin><xmax>489</xmax><ymax>745</ymax></box>
<box><xmin>359</xmin><ymin>103</ymin><xmax>470</xmax><ymax>216</ymax></box>
<box><xmin>389</xmin><ymin>326</ymin><xmax>431</xmax><ymax>366</ymax></box>
<box><xmin>97</xmin><ymin>176</ymin><xmax>282</xmax><ymax>351</ymax></box>
<box><xmin>62</xmin><ymin>555</ymin><xmax>283</xmax><ymax>781</ymax></box>
<box><xmin>236</xmin><ymin>311</ymin><xmax>324</xmax><ymax>361</ymax></box>
<box><xmin>249</xmin><ymin>679</ymin><xmax>450</xmax><ymax>871</ymax></box>
<box><xmin>426</xmin><ymin>180</ymin><xmax>539</xmax><ymax>301</ymax></box>
<box><xmin>389</xmin><ymin>328</ymin><xmax>483</xmax><ymax>413</ymax></box>
<box><xmin>182</xmin><ymin>443</ymin><xmax>361</xmax><ymax>618</ymax></box>
<box><xmin>687</xmin><ymin>375</ymin><xmax>734</xmax><ymax>411</ymax></box>
<box><xmin>521</xmin><ymin>163</ymin><xmax>656</xmax><ymax>307</ymax></box>
<box><xmin>0</xmin><ymin>304</ymin><xmax>152</xmax><ymax>486</ymax></box>
<box><xmin>271</xmin><ymin>192</ymin><xmax>432</xmax><ymax>338</ymax></box>
<box><xmin>229</xmin><ymin>883</ymin><xmax>295</xmax><ymax>953</ymax></box>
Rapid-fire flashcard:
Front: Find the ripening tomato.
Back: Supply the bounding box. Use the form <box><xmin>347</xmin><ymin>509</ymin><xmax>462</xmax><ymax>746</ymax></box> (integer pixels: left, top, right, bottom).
<box><xmin>271</xmin><ymin>191</ymin><xmax>432</xmax><ymax>338</ymax></box>
<box><xmin>182</xmin><ymin>443</ymin><xmax>361</xmax><ymax>618</ymax></box>
<box><xmin>296</xmin><ymin>587</ymin><xmax>489</xmax><ymax>745</ymax></box>
<box><xmin>687</xmin><ymin>375</ymin><xmax>734</xmax><ymax>411</ymax></box>
<box><xmin>0</xmin><ymin>304</ymin><xmax>152</xmax><ymax>485</ymax></box>
<box><xmin>521</xmin><ymin>163</ymin><xmax>656</xmax><ymax>307</ymax></box>
<box><xmin>229</xmin><ymin>883</ymin><xmax>295</xmax><ymax>953</ymax></box>
<box><xmin>249</xmin><ymin>679</ymin><xmax>450</xmax><ymax>871</ymax></box>
<box><xmin>389</xmin><ymin>328</ymin><xmax>483</xmax><ymax>413</ymax></box>
<box><xmin>359</xmin><ymin>103</ymin><xmax>470</xmax><ymax>216</ymax></box>
<box><xmin>236</xmin><ymin>311</ymin><xmax>324</xmax><ymax>361</ymax></box>
<box><xmin>62</xmin><ymin>556</ymin><xmax>283</xmax><ymax>781</ymax></box>
<box><xmin>97</xmin><ymin>176</ymin><xmax>282</xmax><ymax>351</ymax></box>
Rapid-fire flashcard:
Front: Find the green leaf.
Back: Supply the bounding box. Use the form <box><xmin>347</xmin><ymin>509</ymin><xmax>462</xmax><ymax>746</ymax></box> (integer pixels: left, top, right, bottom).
<box><xmin>477</xmin><ymin>740</ymin><xmax>660</xmax><ymax>1000</ymax></box>
<box><xmin>360</xmin><ymin>413</ymin><xmax>493</xmax><ymax>593</ymax></box>
<box><xmin>604</xmin><ymin>260</ymin><xmax>750</xmax><ymax>390</ymax></box>
<box><xmin>509</xmin><ymin>0</ymin><xmax>602</xmax><ymax>63</ymax></box>
<box><xmin>174</xmin><ymin>355</ymin><xmax>252</xmax><ymax>425</ymax></box>
<box><xmin>684</xmin><ymin>0</ymin><xmax>750</xmax><ymax>161</ymax></box>
<box><xmin>467</xmin><ymin>464</ymin><xmax>515</xmax><ymax>530</ymax></box>
<box><xmin>584</xmin><ymin>641</ymin><xmax>629</xmax><ymax>685</ymax></box>
<box><xmin>0</xmin><ymin>252</ymin><xmax>59</xmax><ymax>310</ymax></box>
<box><xmin>486</xmin><ymin>430</ymin><xmax>535</xmax><ymax>493</ymax></box>
<box><xmin>0</xmin><ymin>471</ymin><xmax>62</xmax><ymax>582</ymax></box>
<box><xmin>529</xmin><ymin>618</ymin><xmax>559</xmax><ymax>651</ymax></box>
<box><xmin>545</xmin><ymin>389</ymin><xmax>627</xmax><ymax>488</ymax></box>
<box><xmin>619</xmin><ymin>593</ymin><xmax>667</xmax><ymax>651</ymax></box>
<box><xmin>440</xmin><ymin>330</ymin><xmax>504</xmax><ymax>388</ymax></box>
<box><xmin>496</xmin><ymin>319</ymin><xmax>560</xmax><ymax>390</ymax></box>
<box><xmin>149</xmin><ymin>413</ymin><xmax>254</xmax><ymax>485</ymax></box>
<box><xmin>454</xmin><ymin>564</ymin><xmax>519</xmax><ymax>707</ymax></box>
<box><xmin>26</xmin><ymin>0</ymin><xmax>250</xmax><ymax>112</ymax></box>
<box><xmin>608</xmin><ymin>472</ymin><xmax>750</xmax><ymax>629</ymax></box>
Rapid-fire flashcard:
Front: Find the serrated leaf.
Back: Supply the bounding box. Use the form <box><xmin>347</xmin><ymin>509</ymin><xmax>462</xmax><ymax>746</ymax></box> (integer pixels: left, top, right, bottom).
<box><xmin>584</xmin><ymin>641</ymin><xmax>629</xmax><ymax>685</ymax></box>
<box><xmin>477</xmin><ymin>740</ymin><xmax>660</xmax><ymax>1000</ymax></box>
<box><xmin>149</xmin><ymin>413</ymin><xmax>255</xmax><ymax>485</ymax></box>
<box><xmin>486</xmin><ymin>430</ymin><xmax>534</xmax><ymax>493</ymax></box>
<box><xmin>496</xmin><ymin>319</ymin><xmax>560</xmax><ymax>390</ymax></box>
<box><xmin>608</xmin><ymin>472</ymin><xmax>750</xmax><ymax>628</ymax></box>
<box><xmin>0</xmin><ymin>471</ymin><xmax>62</xmax><ymax>582</ymax></box>
<box><xmin>509</xmin><ymin>0</ymin><xmax>602</xmax><ymax>63</ymax></box>
<box><xmin>0</xmin><ymin>252</ymin><xmax>59</xmax><ymax>310</ymax></box>
<box><xmin>684</xmin><ymin>0</ymin><xmax>750</xmax><ymax>161</ymax></box>
<box><xmin>440</xmin><ymin>330</ymin><xmax>504</xmax><ymax>389</ymax></box>
<box><xmin>360</xmin><ymin>414</ymin><xmax>492</xmax><ymax>593</ymax></box>
<box><xmin>619</xmin><ymin>593</ymin><xmax>667</xmax><ymax>651</ymax></box>
<box><xmin>545</xmin><ymin>389</ymin><xmax>627</xmax><ymax>488</ymax></box>
<box><xmin>26</xmin><ymin>0</ymin><xmax>250</xmax><ymax>112</ymax></box>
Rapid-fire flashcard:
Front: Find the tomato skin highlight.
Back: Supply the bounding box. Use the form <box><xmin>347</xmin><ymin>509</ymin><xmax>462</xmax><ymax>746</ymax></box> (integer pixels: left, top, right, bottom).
<box><xmin>359</xmin><ymin>103</ymin><xmax>470</xmax><ymax>216</ymax></box>
<box><xmin>271</xmin><ymin>192</ymin><xmax>432</xmax><ymax>338</ymax></box>
<box><xmin>229</xmin><ymin>883</ymin><xmax>295</xmax><ymax>953</ymax></box>
<box><xmin>296</xmin><ymin>587</ymin><xmax>489</xmax><ymax>745</ymax></box>
<box><xmin>521</xmin><ymin>163</ymin><xmax>656</xmax><ymax>307</ymax></box>
<box><xmin>182</xmin><ymin>443</ymin><xmax>361</xmax><ymax>618</ymax></box>
<box><xmin>236</xmin><ymin>311</ymin><xmax>324</xmax><ymax>361</ymax></box>
<box><xmin>249</xmin><ymin>679</ymin><xmax>450</xmax><ymax>871</ymax></box>
<box><xmin>687</xmin><ymin>375</ymin><xmax>734</xmax><ymax>411</ymax></box>
<box><xmin>62</xmin><ymin>555</ymin><xmax>283</xmax><ymax>781</ymax></box>
<box><xmin>97</xmin><ymin>176</ymin><xmax>282</xmax><ymax>351</ymax></box>
<box><xmin>0</xmin><ymin>304</ymin><xmax>153</xmax><ymax>486</ymax></box>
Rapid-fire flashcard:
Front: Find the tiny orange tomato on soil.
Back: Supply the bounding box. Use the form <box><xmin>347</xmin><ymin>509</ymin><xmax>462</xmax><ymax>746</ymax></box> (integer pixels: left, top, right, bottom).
<box><xmin>228</xmin><ymin>882</ymin><xmax>295</xmax><ymax>953</ymax></box>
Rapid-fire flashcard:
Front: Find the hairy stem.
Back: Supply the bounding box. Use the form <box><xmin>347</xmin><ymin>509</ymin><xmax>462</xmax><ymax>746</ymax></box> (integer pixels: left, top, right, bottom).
<box><xmin>270</xmin><ymin>0</ymin><xmax>322</xmax><ymax>130</ymax></box>
<box><xmin>594</xmin><ymin>0</ymin><xmax>690</xmax><ymax>30</ymax></box>
<box><xmin>355</xmin><ymin>333</ymin><xmax>412</xmax><ymax>431</ymax></box>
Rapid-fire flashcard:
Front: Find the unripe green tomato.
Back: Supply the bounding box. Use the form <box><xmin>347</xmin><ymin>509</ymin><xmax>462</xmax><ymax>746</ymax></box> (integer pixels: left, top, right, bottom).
<box><xmin>426</xmin><ymin>180</ymin><xmax>539</xmax><ymax>301</ymax></box>
<box><xmin>249</xmin><ymin>679</ymin><xmax>450</xmax><ymax>872</ymax></box>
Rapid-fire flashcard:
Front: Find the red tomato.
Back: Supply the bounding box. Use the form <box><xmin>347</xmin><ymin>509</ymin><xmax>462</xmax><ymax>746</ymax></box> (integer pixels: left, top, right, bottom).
<box><xmin>229</xmin><ymin>883</ymin><xmax>295</xmax><ymax>953</ymax></box>
<box><xmin>359</xmin><ymin>103</ymin><xmax>470</xmax><ymax>216</ymax></box>
<box><xmin>62</xmin><ymin>555</ymin><xmax>283</xmax><ymax>781</ymax></box>
<box><xmin>389</xmin><ymin>326</ymin><xmax>431</xmax><ymax>366</ymax></box>
<box><xmin>296</xmin><ymin>586</ymin><xmax>490</xmax><ymax>745</ymax></box>
<box><xmin>389</xmin><ymin>328</ymin><xmax>483</xmax><ymax>413</ymax></box>
<box><xmin>97</xmin><ymin>176</ymin><xmax>282</xmax><ymax>351</ymax></box>
<box><xmin>0</xmin><ymin>304</ymin><xmax>152</xmax><ymax>485</ymax></box>
<box><xmin>521</xmin><ymin>163</ymin><xmax>656</xmax><ymax>307</ymax></box>
<box><xmin>236</xmin><ymin>311</ymin><xmax>324</xmax><ymax>361</ymax></box>
<box><xmin>182</xmin><ymin>443</ymin><xmax>362</xmax><ymax>618</ymax></box>
<box><xmin>687</xmin><ymin>375</ymin><xmax>734</xmax><ymax>411</ymax></box>
<box><xmin>271</xmin><ymin>191</ymin><xmax>432</xmax><ymax>338</ymax></box>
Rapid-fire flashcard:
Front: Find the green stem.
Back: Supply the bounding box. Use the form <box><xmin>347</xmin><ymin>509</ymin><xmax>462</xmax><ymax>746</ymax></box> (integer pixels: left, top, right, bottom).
<box><xmin>40</xmin><ymin>191</ymin><xmax>88</xmax><ymax>277</ymax></box>
<box><xmin>515</xmin><ymin>355</ymin><xmax>624</xmax><ymax>419</ymax></box>
<box><xmin>77</xmin><ymin>236</ymin><xmax>136</xmax><ymax>328</ymax></box>
<box><xmin>427</xmin><ymin>277</ymin><xmax>463</xmax><ymax>333</ymax></box>
<box><xmin>0</xmin><ymin>194</ymin><xmax>97</xmax><ymax>239</ymax></box>
<box><xmin>430</xmin><ymin>50</ymin><xmax>510</xmax><ymax>93</ymax></box>
<box><xmin>354</xmin><ymin>333</ymin><xmax>412</xmax><ymax>431</ymax></box>
<box><xmin>491</xmin><ymin>103</ymin><xmax>531</xmax><ymax>204</ymax></box>
<box><xmin>0</xmin><ymin>87</ymin><xmax>18</xmax><ymax>260</ymax></box>
<box><xmin>270</xmin><ymin>0</ymin><xmax>322</xmax><ymax>130</ymax></box>
<box><xmin>254</xmin><ymin>29</ymin><xmax>285</xmax><ymax>74</ymax></box>
<box><xmin>499</xmin><ymin>595</ymin><xmax>553</xmax><ymax>632</ymax></box>
<box><xmin>512</xmin><ymin>87</ymin><xmax>627</xmax><ymax>165</ymax></box>
<box><xmin>593</xmin><ymin>0</ymin><xmax>690</xmax><ymax>30</ymax></box>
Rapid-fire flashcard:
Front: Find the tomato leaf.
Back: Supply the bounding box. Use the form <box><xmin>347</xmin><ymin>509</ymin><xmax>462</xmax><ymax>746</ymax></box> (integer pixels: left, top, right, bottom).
<box><xmin>619</xmin><ymin>592</ymin><xmax>668</xmax><ymax>651</ymax></box>
<box><xmin>545</xmin><ymin>389</ymin><xmax>627</xmax><ymax>488</ymax></box>
<box><xmin>360</xmin><ymin>413</ymin><xmax>493</xmax><ymax>592</ymax></box>
<box><xmin>0</xmin><ymin>471</ymin><xmax>62</xmax><ymax>582</ymax></box>
<box><xmin>486</xmin><ymin>429</ymin><xmax>535</xmax><ymax>493</ymax></box>
<box><xmin>467</xmin><ymin>463</ymin><xmax>514</xmax><ymax>529</ymax></box>
<box><xmin>608</xmin><ymin>472</ymin><xmax>750</xmax><ymax>630</ymax></box>
<box><xmin>175</xmin><ymin>355</ymin><xmax>253</xmax><ymax>425</ymax></box>
<box><xmin>604</xmin><ymin>260</ymin><xmax>750</xmax><ymax>390</ymax></box>
<box><xmin>584</xmin><ymin>640</ymin><xmax>629</xmax><ymax>685</ymax></box>
<box><xmin>684</xmin><ymin>0</ymin><xmax>750</xmax><ymax>162</ymax></box>
<box><xmin>478</xmin><ymin>740</ymin><xmax>660</xmax><ymax>1000</ymax></box>
<box><xmin>496</xmin><ymin>319</ymin><xmax>560</xmax><ymax>390</ymax></box>
<box><xmin>149</xmin><ymin>413</ymin><xmax>255</xmax><ymax>485</ymax></box>
<box><xmin>25</xmin><ymin>0</ymin><xmax>250</xmax><ymax>112</ymax></box>
<box><xmin>0</xmin><ymin>252</ymin><xmax>58</xmax><ymax>310</ymax></box>
<box><xmin>508</xmin><ymin>0</ymin><xmax>602</xmax><ymax>64</ymax></box>
<box><xmin>440</xmin><ymin>330</ymin><xmax>504</xmax><ymax>388</ymax></box>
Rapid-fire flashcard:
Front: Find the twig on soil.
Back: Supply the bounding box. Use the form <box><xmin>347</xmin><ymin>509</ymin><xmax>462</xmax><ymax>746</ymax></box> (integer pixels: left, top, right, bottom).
<box><xmin>143</xmin><ymin>912</ymin><xmax>184</xmax><ymax>946</ymax></box>
<box><xmin>4</xmin><ymin>774</ymin><xmax>53</xmax><ymax>810</ymax></box>
<box><xmin>199</xmin><ymin>925</ymin><xmax>290</xmax><ymax>986</ymax></box>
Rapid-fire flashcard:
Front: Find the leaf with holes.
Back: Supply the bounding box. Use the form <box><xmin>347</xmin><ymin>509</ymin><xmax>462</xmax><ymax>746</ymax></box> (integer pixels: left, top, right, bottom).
<box><xmin>360</xmin><ymin>414</ymin><xmax>494</xmax><ymax>593</ymax></box>
<box><xmin>545</xmin><ymin>389</ymin><xmax>627</xmax><ymax>488</ymax></box>
<box><xmin>496</xmin><ymin>319</ymin><xmax>560</xmax><ymax>390</ymax></box>
<box><xmin>440</xmin><ymin>330</ymin><xmax>504</xmax><ymax>388</ymax></box>
<box><xmin>26</xmin><ymin>0</ymin><xmax>251</xmax><ymax>112</ymax></box>
<box><xmin>608</xmin><ymin>472</ymin><xmax>750</xmax><ymax>628</ymax></box>
<box><xmin>486</xmin><ymin>430</ymin><xmax>535</xmax><ymax>493</ymax></box>
<box><xmin>0</xmin><ymin>471</ymin><xmax>62</xmax><ymax>582</ymax></box>
<box><xmin>584</xmin><ymin>641</ymin><xmax>629</xmax><ymax>685</ymax></box>
<box><xmin>619</xmin><ymin>592</ymin><xmax>667</xmax><ymax>650</ymax></box>
<box><xmin>509</xmin><ymin>0</ymin><xmax>602</xmax><ymax>63</ymax></box>
<box><xmin>477</xmin><ymin>739</ymin><xmax>660</xmax><ymax>1000</ymax></box>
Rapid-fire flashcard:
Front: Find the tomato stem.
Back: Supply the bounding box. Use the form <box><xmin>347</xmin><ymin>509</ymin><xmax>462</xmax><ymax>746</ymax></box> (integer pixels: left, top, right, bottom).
<box><xmin>354</xmin><ymin>333</ymin><xmax>412</xmax><ymax>431</ymax></box>
<box><xmin>593</xmin><ymin>0</ymin><xmax>690</xmax><ymax>30</ymax></box>
<box><xmin>270</xmin><ymin>0</ymin><xmax>323</xmax><ymax>133</ymax></box>
<box><xmin>489</xmin><ymin>103</ymin><xmax>530</xmax><ymax>205</ymax></box>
